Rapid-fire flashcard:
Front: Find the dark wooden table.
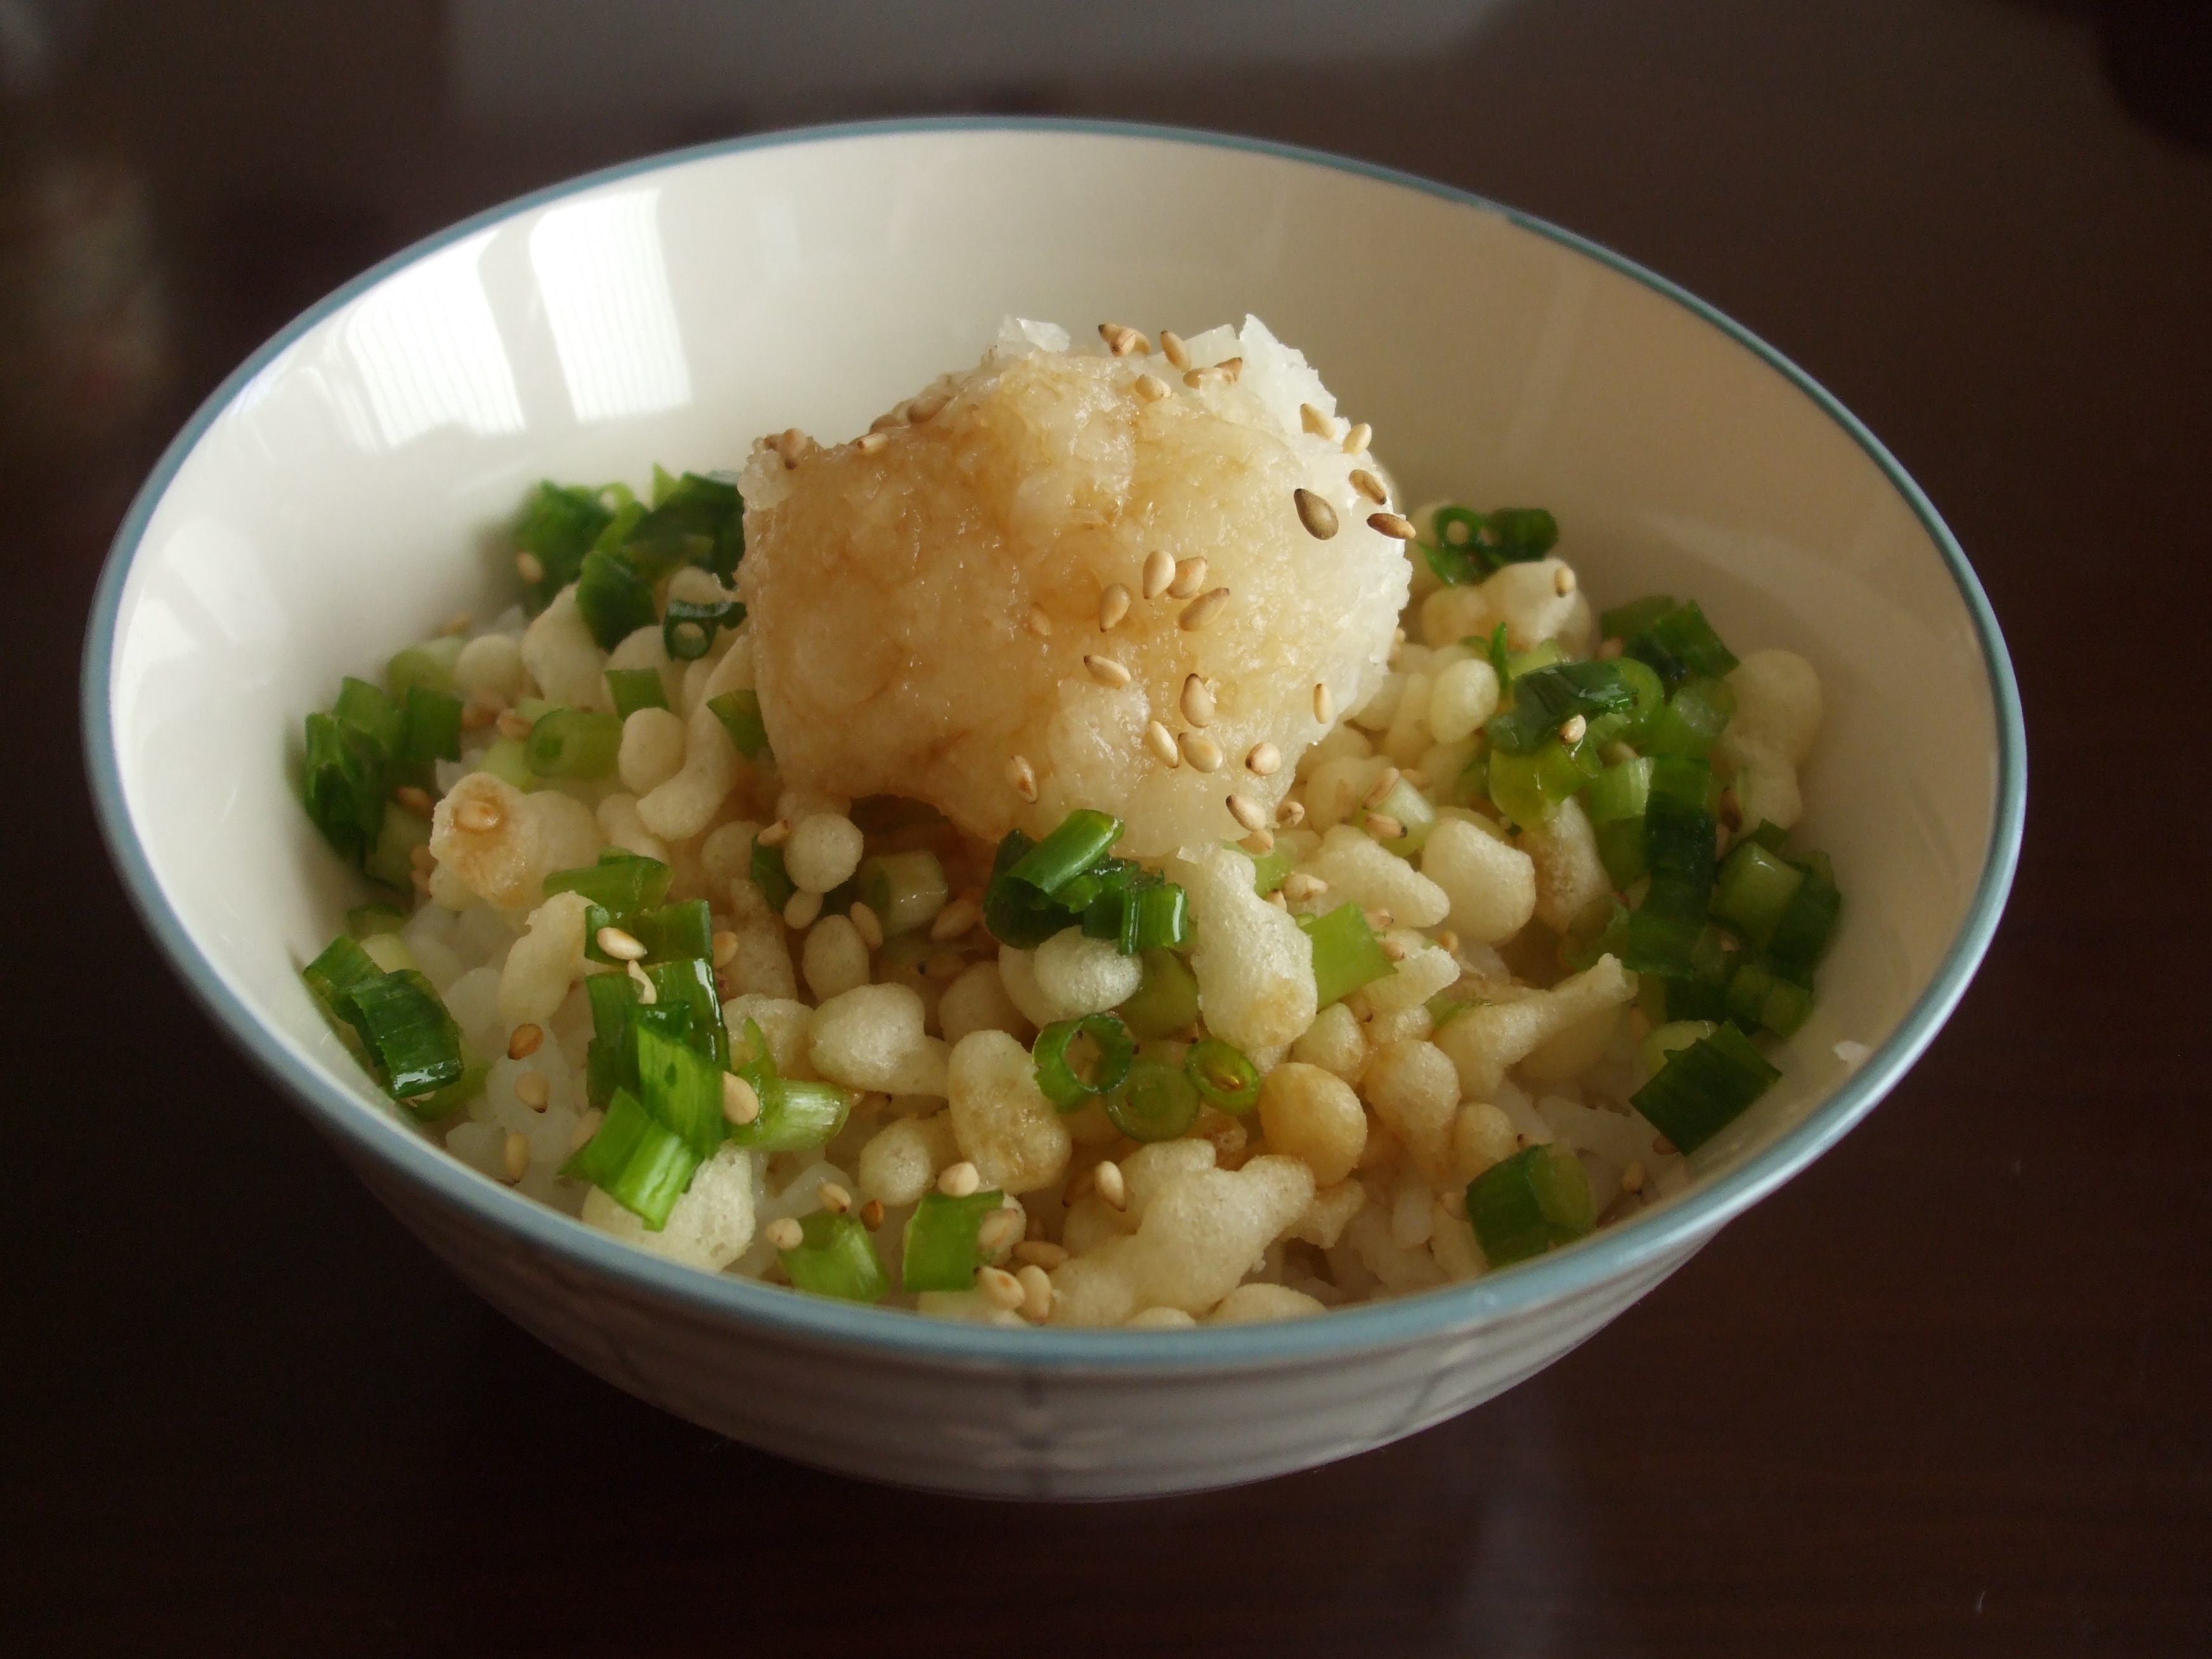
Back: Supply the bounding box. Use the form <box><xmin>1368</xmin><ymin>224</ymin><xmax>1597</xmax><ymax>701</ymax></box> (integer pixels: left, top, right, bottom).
<box><xmin>7</xmin><ymin>2</ymin><xmax>2207</xmax><ymax>1652</ymax></box>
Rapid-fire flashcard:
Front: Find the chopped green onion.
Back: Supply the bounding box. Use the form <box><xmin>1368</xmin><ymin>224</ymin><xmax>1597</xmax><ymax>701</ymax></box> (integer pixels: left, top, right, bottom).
<box><xmin>706</xmin><ymin>689</ymin><xmax>771</xmax><ymax>760</ymax></box>
<box><xmin>779</xmin><ymin>1209</ymin><xmax>890</xmax><ymax>1303</ymax></box>
<box><xmin>1298</xmin><ymin>902</ymin><xmax>1396</xmax><ymax>1008</ymax></box>
<box><xmin>305</xmin><ymin>935</ymin><xmax>384</xmax><ymax>1008</ymax></box>
<box><xmin>561</xmin><ymin>1086</ymin><xmax>698</xmax><ymax>1230</ymax></box>
<box><xmin>1622</xmin><ymin>601</ymin><xmax>1739</xmax><ymax>690</ymax></box>
<box><xmin>1764</xmin><ymin>854</ymin><xmax>1841</xmax><ymax>979</ymax></box>
<box><xmin>1641</xmin><ymin>676</ymin><xmax>1736</xmax><ymax>761</ymax></box>
<box><xmin>1610</xmin><ymin>655</ymin><xmax>1667</xmax><ymax>741</ymax></box>
<box><xmin>1587</xmin><ymin>757</ymin><xmax>1653</xmax><ymax>886</ymax></box>
<box><xmin>476</xmin><ymin>737</ymin><xmax>535</xmax><ymax>793</ymax></box>
<box><xmin>583</xmin><ymin>972</ymin><xmax>644</xmax><ymax>1106</ymax></box>
<box><xmin>1006</xmin><ymin>810</ymin><xmax>1124</xmax><ymax>895</ymax></box>
<box><xmin>1465</xmin><ymin>1142</ymin><xmax>1595</xmax><ymax>1266</ymax></box>
<box><xmin>604</xmin><ymin>668</ymin><xmax>670</xmax><ymax>719</ymax></box>
<box><xmin>584</xmin><ymin>897</ymin><xmax>713</xmax><ymax>965</ymax></box>
<box><xmin>1484</xmin><ymin>661</ymin><xmax>1639</xmax><ymax>755</ymax></box>
<box><xmin>342</xmin><ymin>968</ymin><xmax>465</xmax><ymax>1099</ymax></box>
<box><xmin>1487</xmin><ymin>734</ymin><xmax>1602</xmax><ymax>826</ymax></box>
<box><xmin>857</xmin><ymin>850</ymin><xmax>949</xmax><ymax>935</ymax></box>
<box><xmin>544</xmin><ymin>849</ymin><xmax>674</xmax><ymax>915</ymax></box>
<box><xmin>362</xmin><ymin>799</ymin><xmax>431</xmax><ymax>892</ymax></box>
<box><xmin>574</xmin><ymin>545</ymin><xmax>658</xmax><ymax>650</ymax></box>
<box><xmin>726</xmin><ymin>1021</ymin><xmax>851</xmax><ymax>1152</ymax></box>
<box><xmin>1561</xmin><ymin>896</ymin><xmax>1631</xmax><ymax>972</ymax></box>
<box><xmin>1032</xmin><ymin>1013</ymin><xmax>1136</xmax><ymax>1111</ymax></box>
<box><xmin>634</xmin><ymin>1024</ymin><xmax>729</xmax><ymax>1160</ymax></box>
<box><xmin>1421</xmin><ymin>505</ymin><xmax>1559</xmax><ymax>584</ymax></box>
<box><xmin>902</xmin><ymin>1187</ymin><xmax>1005</xmax><ymax>1292</ymax></box>
<box><xmin>1639</xmin><ymin>1018</ymin><xmax>1718</xmax><ymax>1077</ymax></box>
<box><xmin>332</xmin><ymin>675</ymin><xmax>403</xmax><ymax>751</ymax></box>
<box><xmin>1619</xmin><ymin>781</ymin><xmax>1719</xmax><ymax>979</ymax></box>
<box><xmin>386</xmin><ymin>637</ymin><xmax>464</xmax><ymax>700</ymax></box>
<box><xmin>301</xmin><ymin>712</ymin><xmax>387</xmax><ymax>863</ymax></box>
<box><xmin>396</xmin><ymin>684</ymin><xmax>463</xmax><ymax>768</ymax></box>
<box><xmin>515</xmin><ymin>481</ymin><xmax>615</xmax><ymax>613</ymax></box>
<box><xmin>1724</xmin><ymin>961</ymin><xmax>1814</xmax><ymax>1037</ymax></box>
<box><xmin>1122</xmin><ymin>882</ymin><xmax>1190</xmax><ymax>953</ymax></box>
<box><xmin>1106</xmin><ymin>1057</ymin><xmax>1201</xmax><ymax>1142</ymax></box>
<box><xmin>346</xmin><ymin>902</ymin><xmax>408</xmax><ymax>939</ymax></box>
<box><xmin>1599</xmin><ymin>594</ymin><xmax>1676</xmax><ymax>641</ymax></box>
<box><xmin>1117</xmin><ymin>949</ymin><xmax>1200</xmax><ymax>1039</ymax></box>
<box><xmin>403</xmin><ymin>1055</ymin><xmax>485</xmax><ymax>1122</ymax></box>
<box><xmin>359</xmin><ymin>932</ymin><xmax>417</xmax><ymax>975</ymax></box>
<box><xmin>1358</xmin><ymin>775</ymin><xmax>1438</xmax><ymax>858</ymax></box>
<box><xmin>648</xmin><ymin>955</ymin><xmax>730</xmax><ymax>1069</ymax></box>
<box><xmin>525</xmin><ymin>708</ymin><xmax>623</xmax><ymax>779</ymax></box>
<box><xmin>1185</xmin><ymin>1039</ymin><xmax>1260</xmax><ymax>1114</ymax></box>
<box><xmin>1632</xmin><ymin>1020</ymin><xmax>1779</xmax><ymax>1154</ymax></box>
<box><xmin>1235</xmin><ymin>838</ymin><xmax>1296</xmax><ymax>896</ymax></box>
<box><xmin>663</xmin><ymin>596</ymin><xmax>744</xmax><ymax>661</ymax></box>
<box><xmin>751</xmin><ymin>838</ymin><xmax>796</xmax><ymax>911</ymax></box>
<box><xmin>1712</xmin><ymin>840</ymin><xmax>1805</xmax><ymax>948</ymax></box>
<box><xmin>628</xmin><ymin>469</ymin><xmax>745</xmax><ymax>582</ymax></box>
<box><xmin>981</xmin><ymin>831</ymin><xmax>1059</xmax><ymax>948</ymax></box>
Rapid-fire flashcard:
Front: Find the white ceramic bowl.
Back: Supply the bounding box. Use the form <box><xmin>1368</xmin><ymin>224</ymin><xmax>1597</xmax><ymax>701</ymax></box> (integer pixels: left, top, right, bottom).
<box><xmin>84</xmin><ymin>120</ymin><xmax>2024</xmax><ymax>1499</ymax></box>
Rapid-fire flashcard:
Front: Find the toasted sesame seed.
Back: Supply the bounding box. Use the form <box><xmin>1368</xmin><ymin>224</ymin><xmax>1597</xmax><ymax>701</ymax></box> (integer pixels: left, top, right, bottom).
<box><xmin>1350</xmin><ymin>468</ymin><xmax>1388</xmax><ymax>505</ymax></box>
<box><xmin>514</xmin><ymin>1070</ymin><xmax>550</xmax><ymax>1110</ymax></box>
<box><xmin>460</xmin><ymin>695</ymin><xmax>500</xmax><ymax>732</ymax></box>
<box><xmin>1143</xmin><ymin>720</ymin><xmax>1181</xmax><ymax>767</ymax></box>
<box><xmin>1241</xmin><ymin>828</ymin><xmax>1276</xmax><ymax>855</ymax></box>
<box><xmin>1300</xmin><ymin>402</ymin><xmax>1331</xmax><ymax>436</ymax></box>
<box><xmin>939</xmin><ymin>1161</ymin><xmax>982</xmax><ymax>1199</ymax></box>
<box><xmin>1364</xmin><ymin>767</ymin><xmax>1403</xmax><ymax>809</ymax></box>
<box><xmin>869</xmin><ymin>410</ymin><xmax>903</xmax><ymax>433</ymax></box>
<box><xmin>1167</xmin><ymin>555</ymin><xmax>1209</xmax><ymax>599</ymax></box>
<box><xmin>1368</xmin><ymin>511</ymin><xmax>1418</xmax><ymax>540</ymax></box>
<box><xmin>860</xmin><ymin>1198</ymin><xmax>885</xmax><ymax>1228</ymax></box>
<box><xmin>627</xmin><ymin>960</ymin><xmax>657</xmax><ymax>1003</ymax></box>
<box><xmin>907</xmin><ymin>388</ymin><xmax>951</xmax><ymax>424</ymax></box>
<box><xmin>1094</xmin><ymin>1159</ymin><xmax>1128</xmax><ymax>1211</ymax></box>
<box><xmin>1554</xmin><ymin>564</ymin><xmax>1578</xmax><ymax>597</ymax></box>
<box><xmin>850</xmin><ymin>902</ymin><xmax>884</xmax><ymax>951</ymax></box>
<box><xmin>1180</xmin><ymin>673</ymin><xmax>1216</xmax><ymax>727</ymax></box>
<box><xmin>1313</xmin><ymin>682</ymin><xmax>1335</xmax><ymax>723</ymax></box>
<box><xmin>568</xmin><ymin>1109</ymin><xmax>603</xmax><ymax>1152</ymax></box>
<box><xmin>1179</xmin><ymin>587</ymin><xmax>1230</xmax><ymax>631</ymax></box>
<box><xmin>1294</xmin><ymin>488</ymin><xmax>1339</xmax><ymax>540</ymax></box>
<box><xmin>765</xmin><ymin>1217</ymin><xmax>804</xmax><ymax>1251</ymax></box>
<box><xmin>495</xmin><ymin>709</ymin><xmax>533</xmax><ymax>742</ymax></box>
<box><xmin>757</xmin><ymin>817</ymin><xmax>792</xmax><ymax>847</ymax></box>
<box><xmin>1098</xmin><ymin>322</ymin><xmax>1150</xmax><ymax>357</ymax></box>
<box><xmin>455</xmin><ymin>796</ymin><xmax>505</xmax><ymax>833</ymax></box>
<box><xmin>1099</xmin><ymin>583</ymin><xmax>1131</xmax><ymax>630</ymax></box>
<box><xmin>1277</xmin><ymin>798</ymin><xmax>1307</xmax><ymax>827</ymax></box>
<box><xmin>1160</xmin><ymin>330</ymin><xmax>1191</xmax><ymax>370</ymax></box>
<box><xmin>1017</xmin><ymin>1264</ymin><xmax>1053</xmax><ymax>1322</ymax></box>
<box><xmin>1246</xmin><ymin>741</ymin><xmax>1282</xmax><ymax>776</ymax></box>
<box><xmin>1342</xmin><ymin>422</ymin><xmax>1371</xmax><ymax>453</ymax></box>
<box><xmin>1653</xmin><ymin>1134</ymin><xmax>1677</xmax><ymax>1156</ymax></box>
<box><xmin>977</xmin><ymin>1208</ymin><xmax>1024</xmax><ymax>1258</ymax></box>
<box><xmin>1142</xmin><ymin>549</ymin><xmax>1175</xmax><ymax>599</ymax></box>
<box><xmin>722</xmin><ymin>1072</ymin><xmax>761</xmax><ymax>1126</ymax></box>
<box><xmin>1084</xmin><ymin>654</ymin><xmax>1132</xmax><ymax>689</ymax></box>
<box><xmin>393</xmin><ymin>784</ymin><xmax>434</xmax><ymax>817</ymax></box>
<box><xmin>502</xmin><ymin>1131</ymin><xmax>530</xmax><ymax>1181</ymax></box>
<box><xmin>977</xmin><ymin>1266</ymin><xmax>1025</xmax><ymax>1310</ymax></box>
<box><xmin>597</xmin><ymin>925</ymin><xmax>647</xmax><ymax>961</ymax></box>
<box><xmin>1402</xmin><ymin>767</ymin><xmax>1428</xmax><ymax>788</ymax></box>
<box><xmin>1134</xmin><ymin>372</ymin><xmax>1169</xmax><ymax>402</ymax></box>
<box><xmin>818</xmin><ymin>1181</ymin><xmax>852</xmax><ymax>1214</ymax></box>
<box><xmin>1621</xmin><ymin>1160</ymin><xmax>1647</xmax><ymax>1195</ymax></box>
<box><xmin>507</xmin><ymin>1024</ymin><xmax>545</xmax><ymax>1060</ymax></box>
<box><xmin>1180</xmin><ymin>731</ymin><xmax>1224</xmax><ymax>772</ymax></box>
<box><xmin>440</xmin><ymin>612</ymin><xmax>473</xmax><ymax>638</ymax></box>
<box><xmin>712</xmin><ymin>930</ymin><xmax>739</xmax><ymax>968</ymax></box>
<box><xmin>783</xmin><ymin>888</ymin><xmax>823</xmax><ymax>928</ymax></box>
<box><xmin>515</xmin><ymin>550</ymin><xmax>545</xmax><ymax>584</ymax></box>
<box><xmin>1015</xmin><ymin>1240</ymin><xmax>1070</xmax><ymax>1269</ymax></box>
<box><xmin>1381</xmin><ymin>937</ymin><xmax>1410</xmax><ymax>961</ymax></box>
<box><xmin>1183</xmin><ymin>357</ymin><xmax>1241</xmax><ymax>388</ymax></box>
<box><xmin>1026</xmin><ymin>604</ymin><xmax>1053</xmax><ymax>639</ymax></box>
<box><xmin>774</xmin><ymin>427</ymin><xmax>816</xmax><ymax>467</ymax></box>
<box><xmin>1226</xmin><ymin>793</ymin><xmax>1266</xmax><ymax>832</ymax></box>
<box><xmin>1367</xmin><ymin>813</ymin><xmax>1406</xmax><ymax>842</ymax></box>
<box><xmin>858</xmin><ymin>429</ymin><xmax>890</xmax><ymax>453</ymax></box>
<box><xmin>1365</xmin><ymin>908</ymin><xmax>1395</xmax><ymax>932</ymax></box>
<box><xmin>1281</xmin><ymin>872</ymin><xmax>1328</xmax><ymax>903</ymax></box>
<box><xmin>930</xmin><ymin>897</ymin><xmax>982</xmax><ymax>941</ymax></box>
<box><xmin>1561</xmin><ymin>714</ymin><xmax>1588</xmax><ymax>744</ymax></box>
<box><xmin>1597</xmin><ymin>637</ymin><xmax>1625</xmax><ymax>660</ymax></box>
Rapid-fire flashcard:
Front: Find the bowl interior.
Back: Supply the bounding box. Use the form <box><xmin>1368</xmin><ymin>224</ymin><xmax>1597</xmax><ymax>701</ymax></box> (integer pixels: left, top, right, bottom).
<box><xmin>91</xmin><ymin>123</ymin><xmax>2016</xmax><ymax>1337</ymax></box>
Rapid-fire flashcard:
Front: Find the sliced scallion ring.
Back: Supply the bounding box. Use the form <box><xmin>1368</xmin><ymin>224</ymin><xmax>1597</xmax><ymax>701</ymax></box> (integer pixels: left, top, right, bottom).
<box><xmin>1032</xmin><ymin>1013</ymin><xmax>1136</xmax><ymax>1113</ymax></box>
<box><xmin>1105</xmin><ymin>1057</ymin><xmax>1201</xmax><ymax>1143</ymax></box>
<box><xmin>1185</xmin><ymin>1039</ymin><xmax>1260</xmax><ymax>1115</ymax></box>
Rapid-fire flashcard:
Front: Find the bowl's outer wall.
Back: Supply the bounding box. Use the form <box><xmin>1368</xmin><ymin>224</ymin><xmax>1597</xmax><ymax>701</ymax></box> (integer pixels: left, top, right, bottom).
<box><xmin>89</xmin><ymin>123</ymin><xmax>2022</xmax><ymax>1497</ymax></box>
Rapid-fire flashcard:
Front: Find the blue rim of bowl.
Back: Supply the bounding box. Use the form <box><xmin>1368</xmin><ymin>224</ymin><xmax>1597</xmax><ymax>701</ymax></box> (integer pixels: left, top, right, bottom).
<box><xmin>82</xmin><ymin>116</ymin><xmax>2026</xmax><ymax>1370</ymax></box>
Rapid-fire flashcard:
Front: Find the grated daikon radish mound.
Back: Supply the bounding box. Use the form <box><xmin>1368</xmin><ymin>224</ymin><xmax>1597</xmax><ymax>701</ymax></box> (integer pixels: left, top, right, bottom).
<box><xmin>738</xmin><ymin>317</ymin><xmax>1412</xmax><ymax>859</ymax></box>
